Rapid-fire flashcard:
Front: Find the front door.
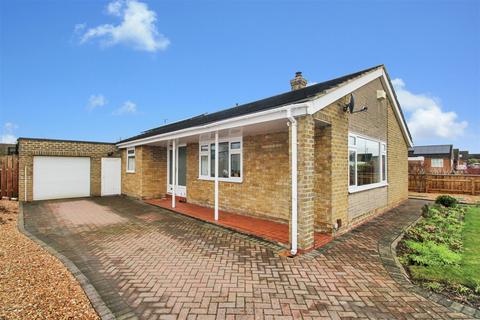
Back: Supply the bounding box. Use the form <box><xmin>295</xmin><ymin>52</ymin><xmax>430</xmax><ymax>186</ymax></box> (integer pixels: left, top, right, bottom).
<box><xmin>168</xmin><ymin>145</ymin><xmax>187</xmax><ymax>197</ymax></box>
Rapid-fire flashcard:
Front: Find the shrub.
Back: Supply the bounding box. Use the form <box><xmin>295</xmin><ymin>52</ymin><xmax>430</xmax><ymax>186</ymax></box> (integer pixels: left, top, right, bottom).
<box><xmin>424</xmin><ymin>281</ymin><xmax>443</xmax><ymax>292</ymax></box>
<box><xmin>435</xmin><ymin>195</ymin><xmax>458</xmax><ymax>208</ymax></box>
<box><xmin>404</xmin><ymin>240</ymin><xmax>461</xmax><ymax>266</ymax></box>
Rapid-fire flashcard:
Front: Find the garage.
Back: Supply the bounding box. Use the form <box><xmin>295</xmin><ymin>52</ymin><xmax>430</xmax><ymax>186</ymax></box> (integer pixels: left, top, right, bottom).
<box><xmin>33</xmin><ymin>156</ymin><xmax>91</xmax><ymax>200</ymax></box>
<box><xmin>18</xmin><ymin>138</ymin><xmax>119</xmax><ymax>201</ymax></box>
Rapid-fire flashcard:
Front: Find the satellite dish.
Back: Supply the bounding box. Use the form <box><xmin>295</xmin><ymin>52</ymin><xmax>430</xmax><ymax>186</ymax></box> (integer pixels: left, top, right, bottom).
<box><xmin>344</xmin><ymin>94</ymin><xmax>355</xmax><ymax>113</ymax></box>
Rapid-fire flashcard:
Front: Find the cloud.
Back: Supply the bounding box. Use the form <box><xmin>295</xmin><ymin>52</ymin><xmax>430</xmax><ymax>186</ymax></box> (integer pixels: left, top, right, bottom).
<box><xmin>79</xmin><ymin>0</ymin><xmax>170</xmax><ymax>52</ymax></box>
<box><xmin>113</xmin><ymin>100</ymin><xmax>137</xmax><ymax>115</ymax></box>
<box><xmin>1</xmin><ymin>122</ymin><xmax>19</xmax><ymax>144</ymax></box>
<box><xmin>392</xmin><ymin>78</ymin><xmax>468</xmax><ymax>140</ymax></box>
<box><xmin>74</xmin><ymin>23</ymin><xmax>86</xmax><ymax>33</ymax></box>
<box><xmin>86</xmin><ymin>94</ymin><xmax>107</xmax><ymax>111</ymax></box>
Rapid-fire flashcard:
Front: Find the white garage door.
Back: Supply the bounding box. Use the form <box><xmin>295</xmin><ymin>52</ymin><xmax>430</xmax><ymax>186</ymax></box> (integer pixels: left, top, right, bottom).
<box><xmin>33</xmin><ymin>156</ymin><xmax>90</xmax><ymax>200</ymax></box>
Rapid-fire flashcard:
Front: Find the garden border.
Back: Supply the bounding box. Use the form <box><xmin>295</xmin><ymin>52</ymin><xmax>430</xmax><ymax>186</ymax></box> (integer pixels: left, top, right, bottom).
<box><xmin>17</xmin><ymin>202</ymin><xmax>116</xmax><ymax>320</ymax></box>
<box><xmin>378</xmin><ymin>205</ymin><xmax>480</xmax><ymax>319</ymax></box>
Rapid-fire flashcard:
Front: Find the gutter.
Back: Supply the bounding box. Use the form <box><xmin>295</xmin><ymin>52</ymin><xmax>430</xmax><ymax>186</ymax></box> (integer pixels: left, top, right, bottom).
<box><xmin>116</xmin><ymin>102</ymin><xmax>309</xmax><ymax>148</ymax></box>
<box><xmin>286</xmin><ymin>108</ymin><xmax>298</xmax><ymax>256</ymax></box>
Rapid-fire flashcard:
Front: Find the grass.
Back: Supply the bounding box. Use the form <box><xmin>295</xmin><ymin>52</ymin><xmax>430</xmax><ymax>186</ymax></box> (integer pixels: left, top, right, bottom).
<box><xmin>400</xmin><ymin>203</ymin><xmax>480</xmax><ymax>304</ymax></box>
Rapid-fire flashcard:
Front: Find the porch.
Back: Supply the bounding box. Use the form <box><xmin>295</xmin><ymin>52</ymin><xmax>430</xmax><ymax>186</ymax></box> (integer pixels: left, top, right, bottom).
<box><xmin>144</xmin><ymin>197</ymin><xmax>332</xmax><ymax>251</ymax></box>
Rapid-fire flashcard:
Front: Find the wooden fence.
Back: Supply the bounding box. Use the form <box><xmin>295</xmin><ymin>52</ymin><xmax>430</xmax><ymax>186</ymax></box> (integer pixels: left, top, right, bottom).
<box><xmin>0</xmin><ymin>156</ymin><xmax>19</xmax><ymax>199</ymax></box>
<box><xmin>409</xmin><ymin>173</ymin><xmax>480</xmax><ymax>195</ymax></box>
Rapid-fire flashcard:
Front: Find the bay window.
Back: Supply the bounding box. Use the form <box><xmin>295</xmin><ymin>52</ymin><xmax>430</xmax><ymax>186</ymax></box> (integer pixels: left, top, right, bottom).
<box><xmin>199</xmin><ymin>138</ymin><xmax>242</xmax><ymax>182</ymax></box>
<box><xmin>348</xmin><ymin>133</ymin><xmax>387</xmax><ymax>192</ymax></box>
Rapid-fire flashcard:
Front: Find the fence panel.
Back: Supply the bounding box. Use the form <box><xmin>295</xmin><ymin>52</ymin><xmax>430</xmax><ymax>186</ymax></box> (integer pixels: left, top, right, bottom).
<box><xmin>409</xmin><ymin>173</ymin><xmax>480</xmax><ymax>195</ymax></box>
<box><xmin>0</xmin><ymin>155</ymin><xmax>19</xmax><ymax>199</ymax></box>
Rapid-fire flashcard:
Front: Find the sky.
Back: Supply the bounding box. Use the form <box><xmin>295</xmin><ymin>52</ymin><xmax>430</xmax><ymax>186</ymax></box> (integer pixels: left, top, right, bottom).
<box><xmin>0</xmin><ymin>0</ymin><xmax>479</xmax><ymax>151</ymax></box>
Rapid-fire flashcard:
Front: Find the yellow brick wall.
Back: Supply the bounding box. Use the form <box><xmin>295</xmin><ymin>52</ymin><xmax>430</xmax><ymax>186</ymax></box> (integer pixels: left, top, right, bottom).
<box><xmin>313</xmin><ymin>78</ymin><xmax>409</xmax><ymax>234</ymax></box>
<box><xmin>313</xmin><ymin>102</ymin><xmax>350</xmax><ymax>233</ymax></box>
<box><xmin>187</xmin><ymin>132</ymin><xmax>291</xmax><ymax>222</ymax></box>
<box><xmin>387</xmin><ymin>101</ymin><xmax>409</xmax><ymax>206</ymax></box>
<box><xmin>18</xmin><ymin>138</ymin><xmax>118</xmax><ymax>201</ymax></box>
<box><xmin>121</xmin><ymin>145</ymin><xmax>167</xmax><ymax>199</ymax></box>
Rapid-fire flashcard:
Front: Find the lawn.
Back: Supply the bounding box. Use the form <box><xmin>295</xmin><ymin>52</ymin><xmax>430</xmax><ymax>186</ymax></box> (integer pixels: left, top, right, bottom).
<box><xmin>399</xmin><ymin>198</ymin><xmax>480</xmax><ymax>307</ymax></box>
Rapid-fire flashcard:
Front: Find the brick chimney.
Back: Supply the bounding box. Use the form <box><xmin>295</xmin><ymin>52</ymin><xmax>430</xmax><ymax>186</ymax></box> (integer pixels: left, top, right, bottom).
<box><xmin>290</xmin><ymin>71</ymin><xmax>307</xmax><ymax>91</ymax></box>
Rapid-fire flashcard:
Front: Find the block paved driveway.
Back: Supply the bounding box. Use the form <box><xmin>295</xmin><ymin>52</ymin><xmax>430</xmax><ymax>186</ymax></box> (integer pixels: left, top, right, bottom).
<box><xmin>23</xmin><ymin>197</ymin><xmax>471</xmax><ymax>320</ymax></box>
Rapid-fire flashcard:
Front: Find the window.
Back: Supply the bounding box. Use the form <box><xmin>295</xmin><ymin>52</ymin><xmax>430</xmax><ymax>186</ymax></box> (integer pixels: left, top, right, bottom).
<box><xmin>200</xmin><ymin>144</ymin><xmax>209</xmax><ymax>176</ymax></box>
<box><xmin>431</xmin><ymin>158</ymin><xmax>444</xmax><ymax>168</ymax></box>
<box><xmin>349</xmin><ymin>133</ymin><xmax>387</xmax><ymax>192</ymax></box>
<box><xmin>381</xmin><ymin>143</ymin><xmax>387</xmax><ymax>181</ymax></box>
<box><xmin>349</xmin><ymin>150</ymin><xmax>356</xmax><ymax>186</ymax></box>
<box><xmin>199</xmin><ymin>138</ymin><xmax>242</xmax><ymax>182</ymax></box>
<box><xmin>126</xmin><ymin>147</ymin><xmax>135</xmax><ymax>173</ymax></box>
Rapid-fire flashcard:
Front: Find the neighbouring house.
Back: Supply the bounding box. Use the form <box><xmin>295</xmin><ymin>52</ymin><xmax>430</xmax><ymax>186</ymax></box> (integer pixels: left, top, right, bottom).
<box><xmin>17</xmin><ymin>65</ymin><xmax>412</xmax><ymax>253</ymax></box>
<box><xmin>115</xmin><ymin>65</ymin><xmax>412</xmax><ymax>252</ymax></box>
<box><xmin>454</xmin><ymin>150</ymin><xmax>480</xmax><ymax>174</ymax></box>
<box><xmin>408</xmin><ymin>145</ymin><xmax>453</xmax><ymax>174</ymax></box>
<box><xmin>0</xmin><ymin>143</ymin><xmax>17</xmax><ymax>156</ymax></box>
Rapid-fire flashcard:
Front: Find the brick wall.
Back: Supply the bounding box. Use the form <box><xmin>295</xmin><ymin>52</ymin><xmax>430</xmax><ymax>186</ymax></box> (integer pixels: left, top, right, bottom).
<box><xmin>387</xmin><ymin>104</ymin><xmax>409</xmax><ymax>206</ymax></box>
<box><xmin>121</xmin><ymin>145</ymin><xmax>167</xmax><ymax>199</ymax></box>
<box><xmin>295</xmin><ymin>115</ymin><xmax>316</xmax><ymax>249</ymax></box>
<box><xmin>312</xmin><ymin>77</ymin><xmax>409</xmax><ymax>235</ymax></box>
<box><xmin>314</xmin><ymin>124</ymin><xmax>332</xmax><ymax>232</ymax></box>
<box><xmin>187</xmin><ymin>132</ymin><xmax>291</xmax><ymax>223</ymax></box>
<box><xmin>18</xmin><ymin>138</ymin><xmax>117</xmax><ymax>201</ymax></box>
<box><xmin>313</xmin><ymin>102</ymin><xmax>350</xmax><ymax>234</ymax></box>
<box><xmin>348</xmin><ymin>187</ymin><xmax>388</xmax><ymax>221</ymax></box>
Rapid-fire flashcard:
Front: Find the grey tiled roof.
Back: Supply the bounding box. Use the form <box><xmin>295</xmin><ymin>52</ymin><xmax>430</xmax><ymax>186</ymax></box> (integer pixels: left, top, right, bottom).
<box><xmin>409</xmin><ymin>145</ymin><xmax>453</xmax><ymax>156</ymax></box>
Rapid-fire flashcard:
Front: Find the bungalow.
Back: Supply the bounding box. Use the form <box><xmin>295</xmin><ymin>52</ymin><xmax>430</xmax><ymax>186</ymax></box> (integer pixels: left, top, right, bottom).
<box><xmin>408</xmin><ymin>145</ymin><xmax>454</xmax><ymax>174</ymax></box>
<box><xmin>115</xmin><ymin>65</ymin><xmax>412</xmax><ymax>253</ymax></box>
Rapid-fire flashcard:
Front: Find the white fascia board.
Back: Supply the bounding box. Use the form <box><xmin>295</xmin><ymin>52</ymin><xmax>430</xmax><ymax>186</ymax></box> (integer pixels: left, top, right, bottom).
<box><xmin>117</xmin><ymin>103</ymin><xmax>308</xmax><ymax>148</ymax></box>
<box><xmin>379</xmin><ymin>69</ymin><xmax>414</xmax><ymax>147</ymax></box>
<box><xmin>307</xmin><ymin>68</ymin><xmax>384</xmax><ymax>115</ymax></box>
<box><xmin>306</xmin><ymin>67</ymin><xmax>413</xmax><ymax>147</ymax></box>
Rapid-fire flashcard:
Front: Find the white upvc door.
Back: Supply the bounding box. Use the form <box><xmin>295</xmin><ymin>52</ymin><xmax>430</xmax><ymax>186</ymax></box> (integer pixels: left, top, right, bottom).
<box><xmin>167</xmin><ymin>144</ymin><xmax>187</xmax><ymax>197</ymax></box>
<box><xmin>101</xmin><ymin>158</ymin><xmax>121</xmax><ymax>196</ymax></box>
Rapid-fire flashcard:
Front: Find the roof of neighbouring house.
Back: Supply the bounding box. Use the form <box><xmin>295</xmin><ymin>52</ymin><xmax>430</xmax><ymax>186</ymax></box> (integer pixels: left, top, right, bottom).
<box><xmin>408</xmin><ymin>145</ymin><xmax>453</xmax><ymax>157</ymax></box>
<box><xmin>118</xmin><ymin>64</ymin><xmax>412</xmax><ymax>145</ymax></box>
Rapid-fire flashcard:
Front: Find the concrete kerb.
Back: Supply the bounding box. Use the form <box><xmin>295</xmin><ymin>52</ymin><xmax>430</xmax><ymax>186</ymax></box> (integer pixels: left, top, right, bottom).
<box><xmin>378</xmin><ymin>204</ymin><xmax>480</xmax><ymax>319</ymax></box>
<box><xmin>17</xmin><ymin>202</ymin><xmax>116</xmax><ymax>320</ymax></box>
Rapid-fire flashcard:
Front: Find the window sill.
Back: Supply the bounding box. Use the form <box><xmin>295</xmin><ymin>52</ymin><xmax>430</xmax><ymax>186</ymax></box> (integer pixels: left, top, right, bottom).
<box><xmin>126</xmin><ymin>170</ymin><xmax>136</xmax><ymax>174</ymax></box>
<box><xmin>198</xmin><ymin>176</ymin><xmax>243</xmax><ymax>183</ymax></box>
<box><xmin>349</xmin><ymin>182</ymin><xmax>388</xmax><ymax>194</ymax></box>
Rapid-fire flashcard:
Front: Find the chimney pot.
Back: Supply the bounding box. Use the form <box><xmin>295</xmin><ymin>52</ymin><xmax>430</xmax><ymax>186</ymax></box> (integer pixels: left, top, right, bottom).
<box><xmin>290</xmin><ymin>71</ymin><xmax>307</xmax><ymax>91</ymax></box>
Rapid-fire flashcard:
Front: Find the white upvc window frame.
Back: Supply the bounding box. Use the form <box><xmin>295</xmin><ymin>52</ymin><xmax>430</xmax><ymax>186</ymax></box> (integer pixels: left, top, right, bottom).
<box><xmin>431</xmin><ymin>158</ymin><xmax>444</xmax><ymax>168</ymax></box>
<box><xmin>348</xmin><ymin>132</ymin><xmax>388</xmax><ymax>193</ymax></box>
<box><xmin>126</xmin><ymin>147</ymin><xmax>136</xmax><ymax>173</ymax></box>
<box><xmin>198</xmin><ymin>136</ymin><xmax>243</xmax><ymax>183</ymax></box>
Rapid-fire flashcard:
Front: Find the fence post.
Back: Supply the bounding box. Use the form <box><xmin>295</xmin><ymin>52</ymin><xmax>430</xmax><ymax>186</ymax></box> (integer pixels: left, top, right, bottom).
<box><xmin>425</xmin><ymin>175</ymin><xmax>429</xmax><ymax>193</ymax></box>
<box><xmin>472</xmin><ymin>178</ymin><xmax>476</xmax><ymax>196</ymax></box>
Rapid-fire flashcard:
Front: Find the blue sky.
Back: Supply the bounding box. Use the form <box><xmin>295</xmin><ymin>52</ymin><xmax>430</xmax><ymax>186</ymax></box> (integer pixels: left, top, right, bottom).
<box><xmin>1</xmin><ymin>0</ymin><xmax>479</xmax><ymax>151</ymax></box>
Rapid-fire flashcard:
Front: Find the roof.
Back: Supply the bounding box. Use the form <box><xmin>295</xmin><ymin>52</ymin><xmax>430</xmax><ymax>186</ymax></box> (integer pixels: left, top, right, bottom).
<box><xmin>408</xmin><ymin>145</ymin><xmax>453</xmax><ymax>156</ymax></box>
<box><xmin>118</xmin><ymin>65</ymin><xmax>389</xmax><ymax>144</ymax></box>
<box><xmin>18</xmin><ymin>137</ymin><xmax>115</xmax><ymax>145</ymax></box>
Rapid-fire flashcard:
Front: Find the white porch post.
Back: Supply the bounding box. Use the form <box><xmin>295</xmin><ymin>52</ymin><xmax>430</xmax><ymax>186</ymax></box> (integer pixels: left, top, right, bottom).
<box><xmin>214</xmin><ymin>131</ymin><xmax>219</xmax><ymax>220</ymax></box>
<box><xmin>172</xmin><ymin>139</ymin><xmax>176</xmax><ymax>208</ymax></box>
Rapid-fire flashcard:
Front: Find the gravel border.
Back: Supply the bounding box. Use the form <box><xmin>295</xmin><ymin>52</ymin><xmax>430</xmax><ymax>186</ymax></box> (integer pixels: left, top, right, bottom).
<box><xmin>17</xmin><ymin>202</ymin><xmax>115</xmax><ymax>320</ymax></box>
<box><xmin>378</xmin><ymin>210</ymin><xmax>480</xmax><ymax>319</ymax></box>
